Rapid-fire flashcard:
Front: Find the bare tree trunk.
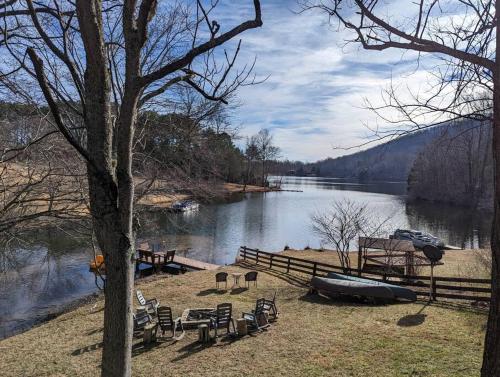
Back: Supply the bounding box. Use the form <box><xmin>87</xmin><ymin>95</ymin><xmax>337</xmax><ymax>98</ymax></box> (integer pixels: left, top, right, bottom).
<box><xmin>482</xmin><ymin>6</ymin><xmax>500</xmax><ymax>374</ymax></box>
<box><xmin>77</xmin><ymin>2</ymin><xmax>135</xmax><ymax>375</ymax></box>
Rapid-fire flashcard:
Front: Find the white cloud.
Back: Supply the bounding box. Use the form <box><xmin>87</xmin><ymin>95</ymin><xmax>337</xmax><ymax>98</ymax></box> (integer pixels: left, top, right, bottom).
<box><xmin>212</xmin><ymin>0</ymin><xmax>452</xmax><ymax>161</ymax></box>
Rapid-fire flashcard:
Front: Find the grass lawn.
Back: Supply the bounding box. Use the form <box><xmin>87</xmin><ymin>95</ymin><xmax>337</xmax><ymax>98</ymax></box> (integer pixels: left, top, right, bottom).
<box><xmin>0</xmin><ymin>255</ymin><xmax>487</xmax><ymax>377</ymax></box>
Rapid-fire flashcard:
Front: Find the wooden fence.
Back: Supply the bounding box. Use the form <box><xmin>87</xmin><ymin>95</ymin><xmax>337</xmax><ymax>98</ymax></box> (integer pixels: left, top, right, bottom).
<box><xmin>238</xmin><ymin>246</ymin><xmax>491</xmax><ymax>302</ymax></box>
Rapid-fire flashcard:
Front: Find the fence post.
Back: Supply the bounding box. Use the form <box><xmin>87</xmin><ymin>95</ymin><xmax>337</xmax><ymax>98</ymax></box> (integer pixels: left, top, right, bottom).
<box><xmin>270</xmin><ymin>254</ymin><xmax>273</xmax><ymax>269</ymax></box>
<box><xmin>432</xmin><ymin>277</ymin><xmax>437</xmax><ymax>301</ymax></box>
<box><xmin>256</xmin><ymin>250</ymin><xmax>259</xmax><ymax>265</ymax></box>
<box><xmin>313</xmin><ymin>262</ymin><xmax>317</xmax><ymax>277</ymax></box>
<box><xmin>287</xmin><ymin>258</ymin><xmax>290</xmax><ymax>273</ymax></box>
<box><xmin>357</xmin><ymin>245</ymin><xmax>363</xmax><ymax>277</ymax></box>
<box><xmin>242</xmin><ymin>246</ymin><xmax>247</xmax><ymax>260</ymax></box>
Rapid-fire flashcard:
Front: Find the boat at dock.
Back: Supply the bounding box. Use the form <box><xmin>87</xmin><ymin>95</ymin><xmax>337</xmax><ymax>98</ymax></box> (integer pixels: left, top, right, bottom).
<box><xmin>170</xmin><ymin>200</ymin><xmax>200</xmax><ymax>212</ymax></box>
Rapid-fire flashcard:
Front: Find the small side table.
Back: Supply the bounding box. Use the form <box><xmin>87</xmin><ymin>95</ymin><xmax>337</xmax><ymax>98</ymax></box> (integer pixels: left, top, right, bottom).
<box><xmin>143</xmin><ymin>323</ymin><xmax>157</xmax><ymax>345</ymax></box>
<box><xmin>231</xmin><ymin>272</ymin><xmax>242</xmax><ymax>288</ymax></box>
<box><xmin>198</xmin><ymin>324</ymin><xmax>210</xmax><ymax>343</ymax></box>
<box><xmin>236</xmin><ymin>318</ymin><xmax>248</xmax><ymax>336</ymax></box>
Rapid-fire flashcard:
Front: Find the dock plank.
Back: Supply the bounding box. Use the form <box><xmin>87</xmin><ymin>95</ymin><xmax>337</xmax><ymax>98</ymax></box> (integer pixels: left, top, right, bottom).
<box><xmin>171</xmin><ymin>255</ymin><xmax>220</xmax><ymax>271</ymax></box>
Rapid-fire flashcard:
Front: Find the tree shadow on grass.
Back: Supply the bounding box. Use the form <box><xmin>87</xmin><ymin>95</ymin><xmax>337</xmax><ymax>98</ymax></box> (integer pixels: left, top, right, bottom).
<box><xmin>131</xmin><ymin>338</ymin><xmax>177</xmax><ymax>357</ymax></box>
<box><xmin>170</xmin><ymin>340</ymin><xmax>213</xmax><ymax>362</ymax></box>
<box><xmin>300</xmin><ymin>290</ymin><xmax>422</xmax><ymax>310</ymax></box>
<box><xmin>71</xmin><ymin>342</ymin><xmax>103</xmax><ymax>356</ymax></box>
<box><xmin>197</xmin><ymin>288</ymin><xmax>227</xmax><ymax>296</ymax></box>
<box><xmin>398</xmin><ymin>302</ymin><xmax>429</xmax><ymax>327</ymax></box>
<box><xmin>299</xmin><ymin>291</ymin><xmax>368</xmax><ymax>308</ymax></box>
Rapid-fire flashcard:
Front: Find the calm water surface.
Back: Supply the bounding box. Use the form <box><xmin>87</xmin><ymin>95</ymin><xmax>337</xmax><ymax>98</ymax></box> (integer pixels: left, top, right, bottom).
<box><xmin>0</xmin><ymin>177</ymin><xmax>491</xmax><ymax>338</ymax></box>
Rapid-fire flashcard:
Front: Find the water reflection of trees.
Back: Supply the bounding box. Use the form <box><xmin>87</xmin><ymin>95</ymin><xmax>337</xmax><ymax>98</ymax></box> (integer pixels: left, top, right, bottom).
<box><xmin>406</xmin><ymin>201</ymin><xmax>491</xmax><ymax>248</ymax></box>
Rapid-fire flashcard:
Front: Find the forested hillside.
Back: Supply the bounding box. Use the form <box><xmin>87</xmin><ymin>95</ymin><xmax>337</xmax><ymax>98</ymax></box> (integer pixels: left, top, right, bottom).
<box><xmin>272</xmin><ymin>125</ymin><xmax>448</xmax><ymax>181</ymax></box>
<box><xmin>408</xmin><ymin>121</ymin><xmax>493</xmax><ymax>210</ymax></box>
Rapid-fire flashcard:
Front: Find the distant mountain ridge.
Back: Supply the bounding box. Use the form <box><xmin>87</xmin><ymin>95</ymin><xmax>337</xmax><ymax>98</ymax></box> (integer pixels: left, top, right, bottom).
<box><xmin>307</xmin><ymin>123</ymin><xmax>470</xmax><ymax>182</ymax></box>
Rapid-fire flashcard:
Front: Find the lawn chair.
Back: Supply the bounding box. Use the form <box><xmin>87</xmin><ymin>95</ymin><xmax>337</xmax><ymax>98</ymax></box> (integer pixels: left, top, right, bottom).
<box><xmin>210</xmin><ymin>303</ymin><xmax>236</xmax><ymax>339</ymax></box>
<box><xmin>244</xmin><ymin>271</ymin><xmax>258</xmax><ymax>288</ymax></box>
<box><xmin>242</xmin><ymin>298</ymin><xmax>270</xmax><ymax>332</ymax></box>
<box><xmin>157</xmin><ymin>306</ymin><xmax>185</xmax><ymax>341</ymax></box>
<box><xmin>215</xmin><ymin>272</ymin><xmax>228</xmax><ymax>289</ymax></box>
<box><xmin>133</xmin><ymin>310</ymin><xmax>154</xmax><ymax>334</ymax></box>
<box><xmin>263</xmin><ymin>291</ymin><xmax>279</xmax><ymax>321</ymax></box>
<box><xmin>165</xmin><ymin>249</ymin><xmax>176</xmax><ymax>263</ymax></box>
<box><xmin>136</xmin><ymin>290</ymin><xmax>159</xmax><ymax>315</ymax></box>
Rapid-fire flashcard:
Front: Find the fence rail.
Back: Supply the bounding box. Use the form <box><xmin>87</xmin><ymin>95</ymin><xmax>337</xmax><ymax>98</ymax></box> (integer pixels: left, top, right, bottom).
<box><xmin>238</xmin><ymin>246</ymin><xmax>491</xmax><ymax>302</ymax></box>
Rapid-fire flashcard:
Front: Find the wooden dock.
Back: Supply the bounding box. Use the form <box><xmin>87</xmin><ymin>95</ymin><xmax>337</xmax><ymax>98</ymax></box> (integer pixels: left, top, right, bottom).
<box><xmin>171</xmin><ymin>255</ymin><xmax>219</xmax><ymax>271</ymax></box>
<box><xmin>136</xmin><ymin>247</ymin><xmax>219</xmax><ymax>272</ymax></box>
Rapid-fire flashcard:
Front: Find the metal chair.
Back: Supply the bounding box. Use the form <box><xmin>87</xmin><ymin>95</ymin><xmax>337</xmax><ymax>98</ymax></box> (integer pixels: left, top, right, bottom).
<box><xmin>242</xmin><ymin>298</ymin><xmax>270</xmax><ymax>332</ymax></box>
<box><xmin>215</xmin><ymin>272</ymin><xmax>228</xmax><ymax>289</ymax></box>
<box><xmin>133</xmin><ymin>310</ymin><xmax>154</xmax><ymax>334</ymax></box>
<box><xmin>165</xmin><ymin>249</ymin><xmax>176</xmax><ymax>263</ymax></box>
<box><xmin>210</xmin><ymin>303</ymin><xmax>236</xmax><ymax>339</ymax></box>
<box><xmin>136</xmin><ymin>290</ymin><xmax>159</xmax><ymax>315</ymax></box>
<box><xmin>244</xmin><ymin>271</ymin><xmax>258</xmax><ymax>288</ymax></box>
<box><xmin>157</xmin><ymin>306</ymin><xmax>185</xmax><ymax>340</ymax></box>
<box><xmin>263</xmin><ymin>291</ymin><xmax>279</xmax><ymax>321</ymax></box>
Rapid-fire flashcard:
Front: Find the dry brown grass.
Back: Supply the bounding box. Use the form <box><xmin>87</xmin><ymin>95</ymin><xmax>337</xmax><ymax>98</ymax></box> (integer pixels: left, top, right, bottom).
<box><xmin>0</xmin><ymin>257</ymin><xmax>487</xmax><ymax>377</ymax></box>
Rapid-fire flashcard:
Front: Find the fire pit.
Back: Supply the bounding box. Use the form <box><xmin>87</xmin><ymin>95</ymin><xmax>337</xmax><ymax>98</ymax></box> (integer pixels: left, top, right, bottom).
<box><xmin>181</xmin><ymin>308</ymin><xmax>215</xmax><ymax>329</ymax></box>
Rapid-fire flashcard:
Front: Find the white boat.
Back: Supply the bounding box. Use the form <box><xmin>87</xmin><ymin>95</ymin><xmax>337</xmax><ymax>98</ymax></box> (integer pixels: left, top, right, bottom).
<box><xmin>171</xmin><ymin>200</ymin><xmax>200</xmax><ymax>212</ymax></box>
<box><xmin>391</xmin><ymin>229</ymin><xmax>444</xmax><ymax>249</ymax></box>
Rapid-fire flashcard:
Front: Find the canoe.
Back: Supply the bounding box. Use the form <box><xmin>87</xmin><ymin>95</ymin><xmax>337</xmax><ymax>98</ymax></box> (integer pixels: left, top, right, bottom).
<box><xmin>326</xmin><ymin>272</ymin><xmax>417</xmax><ymax>302</ymax></box>
<box><xmin>310</xmin><ymin>276</ymin><xmax>395</xmax><ymax>301</ymax></box>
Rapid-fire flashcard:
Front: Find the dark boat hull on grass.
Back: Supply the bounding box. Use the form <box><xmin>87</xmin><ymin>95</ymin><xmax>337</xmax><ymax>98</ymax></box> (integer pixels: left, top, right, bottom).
<box><xmin>326</xmin><ymin>272</ymin><xmax>417</xmax><ymax>302</ymax></box>
<box><xmin>311</xmin><ymin>276</ymin><xmax>395</xmax><ymax>301</ymax></box>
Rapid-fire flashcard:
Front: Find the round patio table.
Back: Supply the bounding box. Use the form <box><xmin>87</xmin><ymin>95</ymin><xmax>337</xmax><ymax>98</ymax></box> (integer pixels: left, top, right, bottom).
<box><xmin>231</xmin><ymin>272</ymin><xmax>242</xmax><ymax>288</ymax></box>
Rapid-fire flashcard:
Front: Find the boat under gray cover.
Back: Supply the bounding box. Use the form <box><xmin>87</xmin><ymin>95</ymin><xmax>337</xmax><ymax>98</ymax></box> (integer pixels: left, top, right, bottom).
<box><xmin>326</xmin><ymin>272</ymin><xmax>417</xmax><ymax>302</ymax></box>
<box><xmin>311</xmin><ymin>276</ymin><xmax>395</xmax><ymax>301</ymax></box>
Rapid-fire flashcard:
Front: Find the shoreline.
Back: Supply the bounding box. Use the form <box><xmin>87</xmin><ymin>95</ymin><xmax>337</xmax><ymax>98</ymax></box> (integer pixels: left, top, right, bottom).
<box><xmin>0</xmin><ymin>253</ymin><xmax>486</xmax><ymax>376</ymax></box>
<box><xmin>0</xmin><ymin>292</ymin><xmax>101</xmax><ymax>341</ymax></box>
<box><xmin>1</xmin><ymin>247</ymin><xmax>487</xmax><ymax>341</ymax></box>
<box><xmin>137</xmin><ymin>183</ymin><xmax>284</xmax><ymax>210</ymax></box>
<box><xmin>0</xmin><ymin>271</ymin><xmax>177</xmax><ymax>341</ymax></box>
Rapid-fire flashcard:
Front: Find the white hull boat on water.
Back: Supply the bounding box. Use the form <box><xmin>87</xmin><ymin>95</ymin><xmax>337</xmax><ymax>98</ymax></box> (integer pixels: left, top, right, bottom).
<box><xmin>171</xmin><ymin>200</ymin><xmax>200</xmax><ymax>212</ymax></box>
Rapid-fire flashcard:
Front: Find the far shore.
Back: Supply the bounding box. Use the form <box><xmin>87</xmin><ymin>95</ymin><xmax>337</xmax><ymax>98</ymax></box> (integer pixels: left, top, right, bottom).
<box><xmin>137</xmin><ymin>182</ymin><xmax>282</xmax><ymax>210</ymax></box>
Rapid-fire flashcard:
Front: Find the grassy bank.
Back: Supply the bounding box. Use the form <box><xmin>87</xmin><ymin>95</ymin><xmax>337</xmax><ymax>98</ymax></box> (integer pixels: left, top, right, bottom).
<box><xmin>136</xmin><ymin>183</ymin><xmax>278</xmax><ymax>209</ymax></box>
<box><xmin>0</xmin><ymin>254</ymin><xmax>487</xmax><ymax>377</ymax></box>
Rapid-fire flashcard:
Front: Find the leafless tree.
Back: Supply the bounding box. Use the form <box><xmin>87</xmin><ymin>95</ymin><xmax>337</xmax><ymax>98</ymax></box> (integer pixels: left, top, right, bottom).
<box><xmin>255</xmin><ymin>128</ymin><xmax>281</xmax><ymax>185</ymax></box>
<box><xmin>301</xmin><ymin>1</ymin><xmax>499</xmax><ymax>374</ymax></box>
<box><xmin>312</xmin><ymin>199</ymin><xmax>369</xmax><ymax>271</ymax></box>
<box><xmin>0</xmin><ymin>1</ymin><xmax>263</xmax><ymax>376</ymax></box>
<box><xmin>311</xmin><ymin>199</ymin><xmax>392</xmax><ymax>271</ymax></box>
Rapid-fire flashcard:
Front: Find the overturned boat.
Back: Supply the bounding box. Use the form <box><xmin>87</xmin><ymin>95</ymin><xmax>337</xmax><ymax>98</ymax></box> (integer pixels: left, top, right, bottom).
<box><xmin>310</xmin><ymin>273</ymin><xmax>417</xmax><ymax>302</ymax></box>
<box><xmin>326</xmin><ymin>272</ymin><xmax>417</xmax><ymax>302</ymax></box>
<box><xmin>391</xmin><ymin>229</ymin><xmax>444</xmax><ymax>249</ymax></box>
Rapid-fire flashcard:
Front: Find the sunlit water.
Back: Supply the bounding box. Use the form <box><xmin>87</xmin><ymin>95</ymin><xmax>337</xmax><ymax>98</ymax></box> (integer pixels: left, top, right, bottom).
<box><xmin>0</xmin><ymin>176</ymin><xmax>491</xmax><ymax>338</ymax></box>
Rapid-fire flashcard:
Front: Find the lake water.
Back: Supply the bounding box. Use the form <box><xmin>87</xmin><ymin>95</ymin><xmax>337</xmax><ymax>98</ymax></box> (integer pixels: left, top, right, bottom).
<box><xmin>0</xmin><ymin>176</ymin><xmax>491</xmax><ymax>338</ymax></box>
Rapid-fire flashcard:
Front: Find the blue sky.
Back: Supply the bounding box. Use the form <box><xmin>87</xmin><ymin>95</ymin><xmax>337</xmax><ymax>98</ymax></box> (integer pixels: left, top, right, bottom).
<box><xmin>210</xmin><ymin>0</ymin><xmax>437</xmax><ymax>162</ymax></box>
